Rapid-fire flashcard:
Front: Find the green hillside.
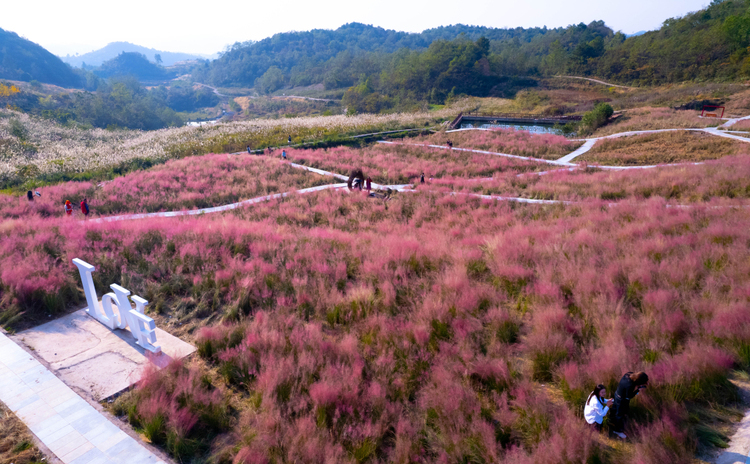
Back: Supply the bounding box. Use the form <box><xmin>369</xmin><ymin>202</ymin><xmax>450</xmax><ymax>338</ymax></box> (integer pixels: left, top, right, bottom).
<box><xmin>0</xmin><ymin>27</ymin><xmax>82</xmax><ymax>88</ymax></box>
<box><xmin>192</xmin><ymin>22</ymin><xmax>556</xmax><ymax>88</ymax></box>
<box><xmin>193</xmin><ymin>0</ymin><xmax>750</xmax><ymax>101</ymax></box>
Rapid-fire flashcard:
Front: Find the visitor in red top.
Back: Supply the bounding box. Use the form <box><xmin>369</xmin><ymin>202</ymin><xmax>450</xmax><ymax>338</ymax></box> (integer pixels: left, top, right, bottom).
<box><xmin>64</xmin><ymin>200</ymin><xmax>73</xmax><ymax>216</ymax></box>
<box><xmin>365</xmin><ymin>177</ymin><xmax>372</xmax><ymax>191</ymax></box>
<box><xmin>81</xmin><ymin>198</ymin><xmax>89</xmax><ymax>216</ymax></box>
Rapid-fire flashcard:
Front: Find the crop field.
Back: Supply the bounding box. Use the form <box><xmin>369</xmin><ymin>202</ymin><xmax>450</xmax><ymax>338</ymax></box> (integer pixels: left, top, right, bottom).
<box><xmin>579</xmin><ymin>131</ymin><xmax>749</xmax><ymax>165</ymax></box>
<box><xmin>1</xmin><ymin>122</ymin><xmax>750</xmax><ymax>464</ymax></box>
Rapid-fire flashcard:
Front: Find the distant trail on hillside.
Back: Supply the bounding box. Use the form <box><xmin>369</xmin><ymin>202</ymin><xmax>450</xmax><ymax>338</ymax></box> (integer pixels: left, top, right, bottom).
<box><xmin>191</xmin><ymin>82</ymin><xmax>225</xmax><ymax>97</ymax></box>
<box><xmin>554</xmin><ymin>75</ymin><xmax>635</xmax><ymax>90</ymax></box>
<box><xmin>273</xmin><ymin>95</ymin><xmax>336</xmax><ymax>102</ymax></box>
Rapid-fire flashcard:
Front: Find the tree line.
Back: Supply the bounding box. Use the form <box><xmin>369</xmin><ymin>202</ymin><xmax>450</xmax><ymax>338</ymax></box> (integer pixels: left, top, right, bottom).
<box><xmin>5</xmin><ymin>77</ymin><xmax>219</xmax><ymax>130</ymax></box>
<box><xmin>193</xmin><ymin>0</ymin><xmax>750</xmax><ymax>113</ymax></box>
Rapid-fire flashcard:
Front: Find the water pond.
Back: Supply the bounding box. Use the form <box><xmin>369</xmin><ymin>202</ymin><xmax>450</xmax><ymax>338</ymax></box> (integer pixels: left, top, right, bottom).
<box><xmin>461</xmin><ymin>121</ymin><xmax>566</xmax><ymax>136</ymax></box>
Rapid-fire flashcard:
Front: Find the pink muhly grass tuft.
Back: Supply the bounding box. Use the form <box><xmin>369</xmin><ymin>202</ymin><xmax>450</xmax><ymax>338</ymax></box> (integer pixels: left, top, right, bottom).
<box><xmin>629</xmin><ymin>413</ymin><xmax>694</xmax><ymax>464</ymax></box>
<box><xmin>233</xmin><ymin>447</ymin><xmax>269</xmax><ymax>464</ymax></box>
<box><xmin>650</xmin><ymin>342</ymin><xmax>734</xmax><ymax>397</ymax></box>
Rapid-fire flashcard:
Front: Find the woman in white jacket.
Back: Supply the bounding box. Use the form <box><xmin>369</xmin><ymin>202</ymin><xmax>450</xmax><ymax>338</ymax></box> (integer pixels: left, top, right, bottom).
<box><xmin>584</xmin><ymin>384</ymin><xmax>613</xmax><ymax>431</ymax></box>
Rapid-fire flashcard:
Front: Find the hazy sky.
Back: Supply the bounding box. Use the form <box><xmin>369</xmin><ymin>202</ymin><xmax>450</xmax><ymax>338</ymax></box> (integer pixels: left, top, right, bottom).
<box><xmin>3</xmin><ymin>0</ymin><xmax>711</xmax><ymax>57</ymax></box>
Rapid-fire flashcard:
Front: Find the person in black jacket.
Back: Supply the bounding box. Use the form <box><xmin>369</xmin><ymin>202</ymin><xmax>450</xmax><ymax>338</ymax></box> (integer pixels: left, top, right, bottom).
<box><xmin>612</xmin><ymin>371</ymin><xmax>648</xmax><ymax>439</ymax></box>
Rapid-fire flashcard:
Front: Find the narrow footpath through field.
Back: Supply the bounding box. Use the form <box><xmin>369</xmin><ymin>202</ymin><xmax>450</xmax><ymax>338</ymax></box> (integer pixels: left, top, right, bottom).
<box><xmin>0</xmin><ymin>330</ymin><xmax>168</xmax><ymax>464</ymax></box>
<box><xmin>91</xmin><ymin>123</ymin><xmax>750</xmax><ymax>223</ymax></box>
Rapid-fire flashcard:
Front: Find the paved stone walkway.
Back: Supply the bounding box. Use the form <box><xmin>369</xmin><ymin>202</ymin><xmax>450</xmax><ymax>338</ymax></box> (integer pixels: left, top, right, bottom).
<box><xmin>0</xmin><ymin>331</ymin><xmax>166</xmax><ymax>464</ymax></box>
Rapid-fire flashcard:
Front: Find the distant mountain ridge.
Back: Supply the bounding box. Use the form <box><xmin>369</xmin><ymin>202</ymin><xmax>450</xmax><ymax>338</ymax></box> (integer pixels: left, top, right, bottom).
<box><xmin>94</xmin><ymin>52</ymin><xmax>175</xmax><ymax>81</ymax></box>
<box><xmin>62</xmin><ymin>42</ymin><xmax>213</xmax><ymax>67</ymax></box>
<box><xmin>0</xmin><ymin>27</ymin><xmax>82</xmax><ymax>88</ymax></box>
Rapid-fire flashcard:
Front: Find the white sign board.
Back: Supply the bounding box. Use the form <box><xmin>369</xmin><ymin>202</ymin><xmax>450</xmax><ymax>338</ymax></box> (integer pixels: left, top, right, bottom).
<box><xmin>72</xmin><ymin>258</ymin><xmax>161</xmax><ymax>354</ymax></box>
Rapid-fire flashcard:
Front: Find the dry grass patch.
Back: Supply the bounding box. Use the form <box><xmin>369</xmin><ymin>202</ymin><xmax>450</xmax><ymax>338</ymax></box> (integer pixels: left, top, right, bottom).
<box><xmin>592</xmin><ymin>107</ymin><xmax>720</xmax><ymax>137</ymax></box>
<box><xmin>579</xmin><ymin>131</ymin><xmax>748</xmax><ymax>165</ymax></box>
<box><xmin>727</xmin><ymin>119</ymin><xmax>750</xmax><ymax>132</ymax></box>
<box><xmin>0</xmin><ymin>402</ymin><xmax>46</xmax><ymax>464</ymax></box>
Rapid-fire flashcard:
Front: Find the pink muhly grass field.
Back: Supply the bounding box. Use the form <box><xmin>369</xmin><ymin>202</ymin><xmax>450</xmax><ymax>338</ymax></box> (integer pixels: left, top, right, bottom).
<box><xmin>0</xmin><ymin>153</ymin><xmax>331</xmax><ymax>219</ymax></box>
<box><xmin>286</xmin><ymin>143</ymin><xmax>548</xmax><ymax>184</ymax></box>
<box><xmin>414</xmin><ymin>127</ymin><xmax>582</xmax><ymax>160</ymax></box>
<box><xmin>4</xmin><ymin>124</ymin><xmax>750</xmax><ymax>462</ymax></box>
<box><xmin>438</xmin><ymin>154</ymin><xmax>750</xmax><ymax>203</ymax></box>
<box><xmin>3</xmin><ymin>178</ymin><xmax>750</xmax><ymax>462</ymax></box>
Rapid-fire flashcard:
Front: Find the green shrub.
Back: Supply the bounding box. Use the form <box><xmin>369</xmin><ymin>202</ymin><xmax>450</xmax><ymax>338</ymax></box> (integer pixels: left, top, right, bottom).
<box><xmin>579</xmin><ymin>103</ymin><xmax>614</xmax><ymax>135</ymax></box>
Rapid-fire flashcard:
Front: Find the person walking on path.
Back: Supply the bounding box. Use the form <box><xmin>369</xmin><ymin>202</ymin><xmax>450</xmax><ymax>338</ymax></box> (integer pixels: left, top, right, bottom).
<box><xmin>584</xmin><ymin>384</ymin><xmax>613</xmax><ymax>432</ymax></box>
<box><xmin>612</xmin><ymin>371</ymin><xmax>649</xmax><ymax>439</ymax></box>
<box><xmin>247</xmin><ymin>145</ymin><xmax>251</xmax><ymax>154</ymax></box>
<box><xmin>81</xmin><ymin>198</ymin><xmax>89</xmax><ymax>217</ymax></box>
<box><xmin>27</xmin><ymin>190</ymin><xmax>33</xmax><ymax>201</ymax></box>
<box><xmin>365</xmin><ymin>176</ymin><xmax>372</xmax><ymax>192</ymax></box>
<box><xmin>282</xmin><ymin>150</ymin><xmax>287</xmax><ymax>160</ymax></box>
<box><xmin>420</xmin><ymin>172</ymin><xmax>425</xmax><ymax>184</ymax></box>
<box><xmin>64</xmin><ymin>200</ymin><xmax>73</xmax><ymax>216</ymax></box>
<box><xmin>288</xmin><ymin>135</ymin><xmax>292</xmax><ymax>145</ymax></box>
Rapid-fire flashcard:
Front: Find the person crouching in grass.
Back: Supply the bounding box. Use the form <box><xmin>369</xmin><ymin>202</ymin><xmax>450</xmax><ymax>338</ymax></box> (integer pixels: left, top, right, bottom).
<box><xmin>612</xmin><ymin>371</ymin><xmax>649</xmax><ymax>440</ymax></box>
<box><xmin>585</xmin><ymin>384</ymin><xmax>613</xmax><ymax>432</ymax></box>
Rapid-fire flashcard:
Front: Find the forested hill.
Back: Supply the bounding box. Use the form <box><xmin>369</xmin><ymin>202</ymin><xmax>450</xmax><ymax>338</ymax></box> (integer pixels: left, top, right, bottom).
<box><xmin>62</xmin><ymin>42</ymin><xmax>208</xmax><ymax>68</ymax></box>
<box><xmin>191</xmin><ymin>22</ymin><xmax>557</xmax><ymax>88</ymax></box>
<box><xmin>0</xmin><ymin>28</ymin><xmax>82</xmax><ymax>88</ymax></box>
<box><xmin>193</xmin><ymin>0</ymin><xmax>750</xmax><ymax>95</ymax></box>
<box><xmin>94</xmin><ymin>52</ymin><xmax>175</xmax><ymax>81</ymax></box>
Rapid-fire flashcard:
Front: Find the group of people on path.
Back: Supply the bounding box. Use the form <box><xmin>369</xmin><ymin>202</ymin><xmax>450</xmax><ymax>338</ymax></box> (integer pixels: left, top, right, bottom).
<box><xmin>584</xmin><ymin>371</ymin><xmax>649</xmax><ymax>439</ymax></box>
<box><xmin>351</xmin><ymin>176</ymin><xmax>372</xmax><ymax>192</ymax></box>
<box><xmin>63</xmin><ymin>198</ymin><xmax>89</xmax><ymax>217</ymax></box>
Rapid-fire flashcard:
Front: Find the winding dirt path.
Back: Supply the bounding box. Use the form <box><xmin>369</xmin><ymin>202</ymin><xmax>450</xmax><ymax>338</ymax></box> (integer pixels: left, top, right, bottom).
<box><xmin>554</xmin><ymin>75</ymin><xmax>635</xmax><ymax>89</ymax></box>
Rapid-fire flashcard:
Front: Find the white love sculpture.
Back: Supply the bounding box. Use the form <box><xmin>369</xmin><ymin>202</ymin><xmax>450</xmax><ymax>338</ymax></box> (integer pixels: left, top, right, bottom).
<box><xmin>72</xmin><ymin>258</ymin><xmax>161</xmax><ymax>354</ymax></box>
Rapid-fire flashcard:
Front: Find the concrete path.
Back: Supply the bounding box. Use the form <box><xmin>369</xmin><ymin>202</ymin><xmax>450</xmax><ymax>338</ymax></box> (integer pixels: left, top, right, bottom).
<box><xmin>705</xmin><ymin>127</ymin><xmax>750</xmax><ymax>143</ymax></box>
<box><xmin>720</xmin><ymin>114</ymin><xmax>750</xmax><ymax>129</ymax></box>
<box><xmin>377</xmin><ymin>135</ymin><xmax>704</xmax><ymax>170</ymax></box>
<box><xmin>93</xmin><ymin>183</ymin><xmax>349</xmax><ymax>223</ymax></box>
<box><xmin>557</xmin><ymin>139</ymin><xmax>597</xmax><ymax>164</ymax></box>
<box><xmin>376</xmin><ymin>140</ymin><xmax>577</xmax><ymax>166</ymax></box>
<box><xmin>18</xmin><ymin>309</ymin><xmax>195</xmax><ymax>401</ymax></box>
<box><xmin>0</xmin><ymin>331</ymin><xmax>166</xmax><ymax>464</ymax></box>
<box><xmin>716</xmin><ymin>413</ymin><xmax>750</xmax><ymax>464</ymax></box>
